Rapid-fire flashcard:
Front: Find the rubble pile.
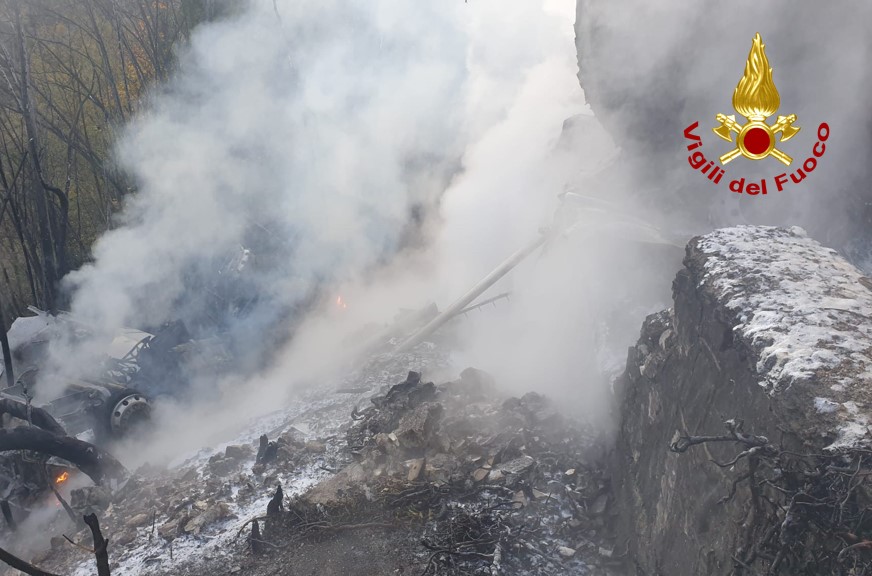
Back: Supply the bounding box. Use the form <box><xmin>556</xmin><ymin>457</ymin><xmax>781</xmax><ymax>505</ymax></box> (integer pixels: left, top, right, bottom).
<box><xmin>249</xmin><ymin>368</ymin><xmax>621</xmax><ymax>576</ymax></box>
<box><xmin>0</xmin><ymin>338</ymin><xmax>618</xmax><ymax>576</ymax></box>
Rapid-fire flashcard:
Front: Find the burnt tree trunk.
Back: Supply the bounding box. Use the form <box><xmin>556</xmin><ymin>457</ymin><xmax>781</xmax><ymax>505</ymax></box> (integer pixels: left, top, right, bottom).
<box><xmin>12</xmin><ymin>3</ymin><xmax>62</xmax><ymax>310</ymax></box>
<box><xmin>84</xmin><ymin>513</ymin><xmax>110</xmax><ymax>576</ymax></box>
<box><xmin>0</xmin><ymin>304</ymin><xmax>13</xmax><ymax>388</ymax></box>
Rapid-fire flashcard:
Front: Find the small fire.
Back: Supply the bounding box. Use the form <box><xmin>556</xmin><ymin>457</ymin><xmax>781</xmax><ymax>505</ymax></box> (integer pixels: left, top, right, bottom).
<box><xmin>336</xmin><ymin>296</ymin><xmax>348</xmax><ymax>309</ymax></box>
<box><xmin>55</xmin><ymin>471</ymin><xmax>70</xmax><ymax>485</ymax></box>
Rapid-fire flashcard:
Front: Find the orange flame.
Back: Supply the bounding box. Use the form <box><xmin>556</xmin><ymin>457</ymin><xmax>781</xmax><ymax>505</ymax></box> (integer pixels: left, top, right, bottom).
<box><xmin>55</xmin><ymin>471</ymin><xmax>70</xmax><ymax>484</ymax></box>
<box><xmin>732</xmin><ymin>33</ymin><xmax>780</xmax><ymax>121</ymax></box>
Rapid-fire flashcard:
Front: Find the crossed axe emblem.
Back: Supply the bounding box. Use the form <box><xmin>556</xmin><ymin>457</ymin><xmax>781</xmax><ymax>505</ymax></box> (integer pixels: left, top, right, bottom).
<box><xmin>713</xmin><ymin>113</ymin><xmax>800</xmax><ymax>166</ymax></box>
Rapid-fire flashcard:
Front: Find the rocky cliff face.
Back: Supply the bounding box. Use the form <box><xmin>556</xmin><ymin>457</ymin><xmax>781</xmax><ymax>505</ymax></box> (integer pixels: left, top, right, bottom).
<box><xmin>611</xmin><ymin>226</ymin><xmax>872</xmax><ymax>575</ymax></box>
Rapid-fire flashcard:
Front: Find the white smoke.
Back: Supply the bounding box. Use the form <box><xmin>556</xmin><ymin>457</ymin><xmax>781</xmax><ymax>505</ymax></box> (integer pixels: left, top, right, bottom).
<box><xmin>39</xmin><ymin>0</ymin><xmax>641</xmax><ymax>463</ymax></box>
<box><xmin>45</xmin><ymin>0</ymin><xmax>471</xmax><ymax>398</ymax></box>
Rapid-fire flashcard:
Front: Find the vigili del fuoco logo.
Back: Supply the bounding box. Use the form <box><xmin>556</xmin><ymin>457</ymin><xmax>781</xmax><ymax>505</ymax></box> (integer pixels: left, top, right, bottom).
<box><xmin>683</xmin><ymin>33</ymin><xmax>829</xmax><ymax>195</ymax></box>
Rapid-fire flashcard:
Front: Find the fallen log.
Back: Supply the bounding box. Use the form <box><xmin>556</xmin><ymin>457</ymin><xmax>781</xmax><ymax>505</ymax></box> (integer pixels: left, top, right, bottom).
<box><xmin>0</xmin><ymin>427</ymin><xmax>126</xmax><ymax>485</ymax></box>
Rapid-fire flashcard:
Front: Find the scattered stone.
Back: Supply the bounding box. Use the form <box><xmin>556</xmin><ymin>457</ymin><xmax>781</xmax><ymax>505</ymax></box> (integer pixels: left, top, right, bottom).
<box><xmin>30</xmin><ymin>549</ymin><xmax>51</xmax><ymax>565</ymax></box>
<box><xmin>158</xmin><ymin>516</ymin><xmax>185</xmax><ymax>539</ymax></box>
<box><xmin>70</xmin><ymin>486</ymin><xmax>111</xmax><ymax>514</ymax></box>
<box><xmin>304</xmin><ymin>441</ymin><xmax>326</xmax><ymax>454</ymax></box>
<box><xmin>512</xmin><ymin>491</ymin><xmax>529</xmax><ymax>508</ymax></box>
<box><xmin>406</xmin><ymin>458</ymin><xmax>425</xmax><ymax>481</ymax></box>
<box><xmin>276</xmin><ymin>444</ymin><xmax>297</xmax><ymax>462</ymax></box>
<box><xmin>394</xmin><ymin>403</ymin><xmax>442</xmax><ymax>448</ymax></box>
<box><xmin>305</xmin><ymin>463</ymin><xmax>369</xmax><ymax>506</ymax></box>
<box><xmin>126</xmin><ymin>513</ymin><xmax>150</xmax><ymax>528</ymax></box>
<box><xmin>208</xmin><ymin>454</ymin><xmax>238</xmax><ymax>477</ymax></box>
<box><xmin>179</xmin><ymin>467</ymin><xmax>198</xmax><ymax>482</ymax></box>
<box><xmin>558</xmin><ymin>546</ymin><xmax>576</xmax><ymax>558</ymax></box>
<box><xmin>280</xmin><ymin>427</ymin><xmax>307</xmax><ymax>448</ymax></box>
<box><xmin>116</xmin><ymin>530</ymin><xmax>136</xmax><ymax>546</ymax></box>
<box><xmin>424</xmin><ymin>453</ymin><xmax>459</xmax><ymax>484</ymax></box>
<box><xmin>458</xmin><ymin>367</ymin><xmax>496</xmax><ymax>397</ymax></box>
<box><xmin>498</xmin><ymin>455</ymin><xmax>535</xmax><ymax>476</ymax></box>
<box><xmin>183</xmin><ymin>503</ymin><xmax>232</xmax><ymax>535</ymax></box>
<box><xmin>589</xmin><ymin>493</ymin><xmax>608</xmax><ymax>516</ymax></box>
<box><xmin>225</xmin><ymin>444</ymin><xmax>251</xmax><ymax>460</ymax></box>
<box><xmin>487</xmin><ymin>469</ymin><xmax>504</xmax><ymax>482</ymax></box>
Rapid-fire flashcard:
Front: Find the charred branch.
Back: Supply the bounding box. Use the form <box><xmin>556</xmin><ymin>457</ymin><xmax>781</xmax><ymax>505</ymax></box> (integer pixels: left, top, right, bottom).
<box><xmin>249</xmin><ymin>519</ymin><xmax>262</xmax><ymax>555</ymax></box>
<box><xmin>671</xmin><ymin>419</ymin><xmax>872</xmax><ymax>574</ymax></box>
<box><xmin>669</xmin><ymin>418</ymin><xmax>770</xmax><ymax>454</ymax></box>
<box><xmin>83</xmin><ymin>513</ymin><xmax>110</xmax><ymax>576</ymax></box>
<box><xmin>0</xmin><ymin>398</ymin><xmax>67</xmax><ymax>436</ymax></box>
<box><xmin>0</xmin><ymin>499</ymin><xmax>15</xmax><ymax>532</ymax></box>
<box><xmin>0</xmin><ymin>543</ymin><xmax>61</xmax><ymax>576</ymax></box>
<box><xmin>266</xmin><ymin>484</ymin><xmax>284</xmax><ymax>517</ymax></box>
<box><xmin>0</xmin><ymin>304</ymin><xmax>13</xmax><ymax>388</ymax></box>
<box><xmin>256</xmin><ymin>435</ymin><xmax>278</xmax><ymax>465</ymax></box>
<box><xmin>0</xmin><ymin>426</ymin><xmax>126</xmax><ymax>485</ymax></box>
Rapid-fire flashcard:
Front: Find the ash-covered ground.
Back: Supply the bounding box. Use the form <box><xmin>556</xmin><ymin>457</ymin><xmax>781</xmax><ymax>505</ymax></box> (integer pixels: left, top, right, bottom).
<box><xmin>7</xmin><ymin>342</ymin><xmax>620</xmax><ymax>576</ymax></box>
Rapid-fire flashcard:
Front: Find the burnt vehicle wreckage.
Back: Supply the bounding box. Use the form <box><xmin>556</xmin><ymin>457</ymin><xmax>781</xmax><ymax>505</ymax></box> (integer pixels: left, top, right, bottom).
<box><xmin>0</xmin><ymin>247</ymin><xmax>261</xmax><ymax>552</ymax></box>
<box><xmin>2</xmin><ymin>310</ymin><xmax>181</xmax><ymax>440</ymax></box>
<box><xmin>0</xmin><ymin>245</ymin><xmax>274</xmax><ymax>445</ymax></box>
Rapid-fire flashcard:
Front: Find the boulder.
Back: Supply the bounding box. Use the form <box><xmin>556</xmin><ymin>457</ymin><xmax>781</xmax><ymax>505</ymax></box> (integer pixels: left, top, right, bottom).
<box><xmin>393</xmin><ymin>402</ymin><xmax>442</xmax><ymax>449</ymax></box>
<box><xmin>183</xmin><ymin>502</ymin><xmax>232</xmax><ymax>534</ymax></box>
<box><xmin>612</xmin><ymin>226</ymin><xmax>872</xmax><ymax>575</ymax></box>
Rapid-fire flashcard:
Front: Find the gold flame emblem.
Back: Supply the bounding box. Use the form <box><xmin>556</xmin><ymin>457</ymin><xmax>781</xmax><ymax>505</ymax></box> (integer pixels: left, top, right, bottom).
<box><xmin>713</xmin><ymin>33</ymin><xmax>800</xmax><ymax>165</ymax></box>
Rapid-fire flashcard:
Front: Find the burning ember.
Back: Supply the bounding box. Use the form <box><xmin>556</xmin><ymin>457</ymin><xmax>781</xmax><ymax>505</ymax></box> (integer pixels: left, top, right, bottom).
<box><xmin>336</xmin><ymin>296</ymin><xmax>348</xmax><ymax>309</ymax></box>
<box><xmin>55</xmin><ymin>471</ymin><xmax>70</xmax><ymax>485</ymax></box>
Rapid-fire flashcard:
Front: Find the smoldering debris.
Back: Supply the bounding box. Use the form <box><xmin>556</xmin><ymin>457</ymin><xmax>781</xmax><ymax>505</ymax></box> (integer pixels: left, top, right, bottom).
<box><xmin>0</xmin><ymin>339</ymin><xmax>618</xmax><ymax>576</ymax></box>
<box><xmin>239</xmin><ymin>368</ymin><xmax>619</xmax><ymax>575</ymax></box>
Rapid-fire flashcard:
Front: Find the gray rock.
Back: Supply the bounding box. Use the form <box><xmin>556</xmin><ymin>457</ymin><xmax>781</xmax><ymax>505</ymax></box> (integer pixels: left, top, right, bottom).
<box><xmin>393</xmin><ymin>402</ymin><xmax>443</xmax><ymax>448</ymax></box>
<box><xmin>70</xmin><ymin>486</ymin><xmax>111</xmax><ymax>514</ymax></box>
<box><xmin>126</xmin><ymin>512</ymin><xmax>150</xmax><ymax>528</ymax></box>
<box><xmin>224</xmin><ymin>444</ymin><xmax>251</xmax><ymax>460</ymax></box>
<box><xmin>116</xmin><ymin>530</ymin><xmax>136</xmax><ymax>546</ymax></box>
<box><xmin>498</xmin><ymin>455</ymin><xmax>535</xmax><ymax>476</ymax></box>
<box><xmin>183</xmin><ymin>502</ymin><xmax>232</xmax><ymax>535</ymax></box>
<box><xmin>558</xmin><ymin>546</ymin><xmax>576</xmax><ymax>558</ymax></box>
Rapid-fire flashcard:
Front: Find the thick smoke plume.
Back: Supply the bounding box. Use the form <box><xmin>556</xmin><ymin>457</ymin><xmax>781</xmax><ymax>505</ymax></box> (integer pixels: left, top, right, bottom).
<box><xmin>44</xmin><ymin>0</ymin><xmax>472</xmax><ymax>396</ymax></box>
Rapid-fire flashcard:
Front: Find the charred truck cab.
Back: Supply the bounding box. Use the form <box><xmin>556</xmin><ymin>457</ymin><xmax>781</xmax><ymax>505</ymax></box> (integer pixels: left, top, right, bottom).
<box><xmin>1</xmin><ymin>369</ymin><xmax>150</xmax><ymax>440</ymax></box>
<box><xmin>0</xmin><ymin>310</ymin><xmax>157</xmax><ymax>442</ymax></box>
